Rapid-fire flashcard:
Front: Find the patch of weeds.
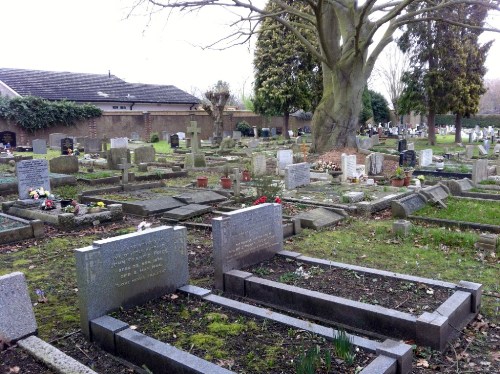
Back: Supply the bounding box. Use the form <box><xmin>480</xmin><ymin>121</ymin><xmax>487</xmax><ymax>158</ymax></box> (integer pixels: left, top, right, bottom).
<box><xmin>478</xmin><ymin>179</ymin><xmax>498</xmax><ymax>185</ymax></box>
<box><xmin>333</xmin><ymin>329</ymin><xmax>356</xmax><ymax>365</ymax></box>
<box><xmin>295</xmin><ymin>345</ymin><xmax>332</xmax><ymax>374</ymax></box>
<box><xmin>253</xmin><ymin>267</ymin><xmax>271</xmax><ymax>276</ymax></box>
<box><xmin>53</xmin><ymin>185</ymin><xmax>80</xmax><ymax>199</ymax></box>
<box><xmin>207</xmin><ymin>321</ymin><xmax>246</xmax><ymax>336</ymax></box>
<box><xmin>100</xmin><ymin>194</ymin><xmax>136</xmax><ymax>201</ymax></box>
<box><xmin>188</xmin><ymin>333</ymin><xmax>226</xmax><ymax>360</ymax></box>
<box><xmin>279</xmin><ymin>271</ymin><xmax>300</xmax><ymax>284</ymax></box>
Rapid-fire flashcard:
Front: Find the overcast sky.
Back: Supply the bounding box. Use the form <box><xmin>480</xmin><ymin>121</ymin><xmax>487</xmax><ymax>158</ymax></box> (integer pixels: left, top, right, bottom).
<box><xmin>1</xmin><ymin>0</ymin><xmax>499</xmax><ymax>101</ymax></box>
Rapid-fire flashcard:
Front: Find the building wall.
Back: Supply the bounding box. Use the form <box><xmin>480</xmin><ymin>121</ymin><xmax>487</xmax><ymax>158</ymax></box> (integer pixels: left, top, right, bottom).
<box><xmin>0</xmin><ymin>111</ymin><xmax>307</xmax><ymax>145</ymax></box>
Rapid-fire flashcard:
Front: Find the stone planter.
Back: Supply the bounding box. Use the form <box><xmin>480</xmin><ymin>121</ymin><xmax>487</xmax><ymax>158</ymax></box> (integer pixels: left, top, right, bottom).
<box><xmin>87</xmin><ymin>207</ymin><xmax>102</xmax><ymax>214</ymax></box>
<box><xmin>391</xmin><ymin>178</ymin><xmax>405</xmax><ymax>187</ymax></box>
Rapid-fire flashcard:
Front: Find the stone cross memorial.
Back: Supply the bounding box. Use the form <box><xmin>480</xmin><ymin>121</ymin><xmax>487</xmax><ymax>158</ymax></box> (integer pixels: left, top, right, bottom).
<box><xmin>118</xmin><ymin>157</ymin><xmax>132</xmax><ymax>184</ymax></box>
<box><xmin>212</xmin><ymin>204</ymin><xmax>283</xmax><ymax>289</ymax></box>
<box><xmin>74</xmin><ymin>226</ymin><xmax>189</xmax><ymax>337</ymax></box>
<box><xmin>187</xmin><ymin>121</ymin><xmax>201</xmax><ymax>153</ymax></box>
<box><xmin>17</xmin><ymin>159</ymin><xmax>51</xmax><ymax>199</ymax></box>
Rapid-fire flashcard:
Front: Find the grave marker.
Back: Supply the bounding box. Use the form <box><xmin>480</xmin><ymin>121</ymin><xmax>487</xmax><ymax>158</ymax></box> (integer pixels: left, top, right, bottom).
<box><xmin>32</xmin><ymin>139</ymin><xmax>47</xmax><ymax>155</ymax></box>
<box><xmin>277</xmin><ymin>150</ymin><xmax>293</xmax><ymax>172</ymax></box>
<box><xmin>0</xmin><ymin>272</ymin><xmax>37</xmax><ymax>341</ymax></box>
<box><xmin>252</xmin><ymin>154</ymin><xmax>266</xmax><ymax>176</ymax></box>
<box><xmin>232</xmin><ymin>131</ymin><xmax>242</xmax><ymax>141</ymax></box>
<box><xmin>399</xmin><ymin>150</ymin><xmax>416</xmax><ymax>168</ymax></box>
<box><xmin>472</xmin><ymin>159</ymin><xmax>489</xmax><ymax>184</ymax></box>
<box><xmin>118</xmin><ymin>157</ymin><xmax>132</xmax><ymax>184</ymax></box>
<box><xmin>49</xmin><ymin>155</ymin><xmax>79</xmax><ymax>174</ymax></box>
<box><xmin>17</xmin><ymin>159</ymin><xmax>50</xmax><ymax>199</ymax></box>
<box><xmin>49</xmin><ymin>133</ymin><xmax>67</xmax><ymax>150</ymax></box>
<box><xmin>398</xmin><ymin>139</ymin><xmax>407</xmax><ymax>152</ymax></box>
<box><xmin>107</xmin><ymin>148</ymin><xmax>130</xmax><ymax>170</ymax></box>
<box><xmin>341</xmin><ymin>154</ymin><xmax>356</xmax><ymax>181</ymax></box>
<box><xmin>284</xmin><ymin>162</ymin><xmax>311</xmax><ymax>189</ymax></box>
<box><xmin>465</xmin><ymin>145</ymin><xmax>475</xmax><ymax>159</ymax></box>
<box><xmin>365</xmin><ymin>153</ymin><xmax>384</xmax><ymax>175</ymax></box>
<box><xmin>60</xmin><ymin>137</ymin><xmax>74</xmax><ymax>155</ymax></box>
<box><xmin>187</xmin><ymin>121</ymin><xmax>201</xmax><ymax>153</ymax></box>
<box><xmin>0</xmin><ymin>131</ymin><xmax>16</xmax><ymax>148</ymax></box>
<box><xmin>478</xmin><ymin>145</ymin><xmax>488</xmax><ymax>156</ymax></box>
<box><xmin>391</xmin><ymin>193</ymin><xmax>428</xmax><ymax>218</ymax></box>
<box><xmin>133</xmin><ymin>146</ymin><xmax>155</xmax><ymax>164</ymax></box>
<box><xmin>170</xmin><ymin>134</ymin><xmax>179</xmax><ymax>148</ymax></box>
<box><xmin>212</xmin><ymin>204</ymin><xmax>283</xmax><ymax>289</ymax></box>
<box><xmin>110</xmin><ymin>137</ymin><xmax>128</xmax><ymax>149</ymax></box>
<box><xmin>419</xmin><ymin>149</ymin><xmax>433</xmax><ymax>167</ymax></box>
<box><xmin>75</xmin><ymin>226</ymin><xmax>188</xmax><ymax>337</ymax></box>
<box><xmin>130</xmin><ymin>132</ymin><xmax>140</xmax><ymax>141</ymax></box>
<box><xmin>84</xmin><ymin>138</ymin><xmax>102</xmax><ymax>153</ymax></box>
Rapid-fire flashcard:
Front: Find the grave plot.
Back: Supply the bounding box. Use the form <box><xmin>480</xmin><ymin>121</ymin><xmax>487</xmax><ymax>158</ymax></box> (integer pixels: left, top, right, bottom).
<box><xmin>0</xmin><ymin>213</ymin><xmax>43</xmax><ymax>244</ymax></box>
<box><xmin>225</xmin><ymin>251</ymin><xmax>482</xmax><ymax>352</ymax></box>
<box><xmin>391</xmin><ymin>184</ymin><xmax>451</xmax><ymax>218</ymax></box>
<box><xmin>74</xmin><ymin>225</ymin><xmax>410</xmax><ymax>373</ymax></box>
<box><xmin>0</xmin><ymin>172</ymin><xmax>76</xmax><ymax>196</ymax></box>
<box><xmin>444</xmin><ymin>178</ymin><xmax>500</xmax><ymax>201</ymax></box>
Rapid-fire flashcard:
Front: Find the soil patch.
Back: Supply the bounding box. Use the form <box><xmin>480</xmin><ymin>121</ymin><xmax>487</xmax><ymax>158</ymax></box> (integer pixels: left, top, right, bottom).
<box><xmin>245</xmin><ymin>256</ymin><xmax>453</xmax><ymax>315</ymax></box>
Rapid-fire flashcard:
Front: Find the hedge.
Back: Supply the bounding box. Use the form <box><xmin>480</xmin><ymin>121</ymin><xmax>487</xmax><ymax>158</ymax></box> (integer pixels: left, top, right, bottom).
<box><xmin>435</xmin><ymin>114</ymin><xmax>500</xmax><ymax>128</ymax></box>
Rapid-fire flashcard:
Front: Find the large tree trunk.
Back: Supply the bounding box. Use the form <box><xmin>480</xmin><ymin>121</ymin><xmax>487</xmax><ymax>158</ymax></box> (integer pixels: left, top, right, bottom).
<box><xmin>283</xmin><ymin>111</ymin><xmax>290</xmax><ymax>140</ymax></box>
<box><xmin>454</xmin><ymin>113</ymin><xmax>462</xmax><ymax>143</ymax></box>
<box><xmin>311</xmin><ymin>62</ymin><xmax>365</xmax><ymax>153</ymax></box>
<box><xmin>427</xmin><ymin>110</ymin><xmax>436</xmax><ymax>146</ymax></box>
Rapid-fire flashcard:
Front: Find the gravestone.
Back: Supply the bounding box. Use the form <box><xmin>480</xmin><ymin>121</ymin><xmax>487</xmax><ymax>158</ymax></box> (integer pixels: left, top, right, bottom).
<box><xmin>472</xmin><ymin>159</ymin><xmax>489</xmax><ymax>184</ymax></box>
<box><xmin>60</xmin><ymin>137</ymin><xmax>74</xmax><ymax>155</ymax></box>
<box><xmin>176</xmin><ymin>132</ymin><xmax>186</xmax><ymax>140</ymax></box>
<box><xmin>248</xmin><ymin>139</ymin><xmax>260</xmax><ymax>149</ymax></box>
<box><xmin>483</xmin><ymin>139</ymin><xmax>490</xmax><ymax>153</ymax></box>
<box><xmin>356</xmin><ymin>136</ymin><xmax>372</xmax><ymax>150</ymax></box>
<box><xmin>184</xmin><ymin>153</ymin><xmax>207</xmax><ymax>168</ymax></box>
<box><xmin>49</xmin><ymin>156</ymin><xmax>79</xmax><ymax>174</ymax></box>
<box><xmin>49</xmin><ymin>133</ymin><xmax>67</xmax><ymax>150</ymax></box>
<box><xmin>400</xmin><ymin>150</ymin><xmax>416</xmax><ymax>168</ymax></box>
<box><xmin>186</xmin><ymin>121</ymin><xmax>202</xmax><ymax>153</ymax></box>
<box><xmin>391</xmin><ymin>193</ymin><xmax>428</xmax><ymax>218</ymax></box>
<box><xmin>407</xmin><ymin>143</ymin><xmax>415</xmax><ymax>151</ymax></box>
<box><xmin>110</xmin><ymin>137</ymin><xmax>128</xmax><ymax>149</ymax></box>
<box><xmin>344</xmin><ymin>191</ymin><xmax>365</xmax><ymax>203</ymax></box>
<box><xmin>445</xmin><ymin>178</ymin><xmax>474</xmax><ymax>195</ymax></box>
<box><xmin>478</xmin><ymin>145</ymin><xmax>488</xmax><ymax>156</ymax></box>
<box><xmin>365</xmin><ymin>153</ymin><xmax>384</xmax><ymax>175</ymax></box>
<box><xmin>130</xmin><ymin>132</ymin><xmax>140</xmax><ymax>141</ymax></box>
<box><xmin>341</xmin><ymin>154</ymin><xmax>356</xmax><ymax>181</ymax></box>
<box><xmin>398</xmin><ymin>139</ymin><xmax>407</xmax><ymax>152</ymax></box>
<box><xmin>252</xmin><ymin>154</ymin><xmax>266</xmax><ymax>176</ymax></box>
<box><xmin>296</xmin><ymin>207</ymin><xmax>347</xmax><ymax>230</ymax></box>
<box><xmin>420</xmin><ymin>184</ymin><xmax>450</xmax><ymax>203</ymax></box>
<box><xmin>162</xmin><ymin>131</ymin><xmax>170</xmax><ymax>142</ymax></box>
<box><xmin>84</xmin><ymin>138</ymin><xmax>102</xmax><ymax>153</ymax></box>
<box><xmin>419</xmin><ymin>149</ymin><xmax>433</xmax><ymax>167</ymax></box>
<box><xmin>270</xmin><ymin>127</ymin><xmax>277</xmax><ymax>137</ymax></box>
<box><xmin>465</xmin><ymin>145</ymin><xmax>475</xmax><ymax>159</ymax></box>
<box><xmin>212</xmin><ymin>203</ymin><xmax>283</xmax><ymax>289</ymax></box>
<box><xmin>232</xmin><ymin>131</ymin><xmax>242</xmax><ymax>141</ymax></box>
<box><xmin>371</xmin><ymin>134</ymin><xmax>380</xmax><ymax>146</ymax></box>
<box><xmin>118</xmin><ymin>157</ymin><xmax>132</xmax><ymax>184</ymax></box>
<box><xmin>134</xmin><ymin>146</ymin><xmax>155</xmax><ymax>164</ymax></box>
<box><xmin>0</xmin><ymin>131</ymin><xmax>16</xmax><ymax>148</ymax></box>
<box><xmin>0</xmin><ymin>272</ymin><xmax>37</xmax><ymax>341</ymax></box>
<box><xmin>277</xmin><ymin>150</ymin><xmax>293</xmax><ymax>172</ymax></box>
<box><xmin>261</xmin><ymin>128</ymin><xmax>270</xmax><ymax>138</ymax></box>
<box><xmin>170</xmin><ymin>134</ymin><xmax>179</xmax><ymax>148</ymax></box>
<box><xmin>32</xmin><ymin>139</ymin><xmax>47</xmax><ymax>155</ymax></box>
<box><xmin>284</xmin><ymin>162</ymin><xmax>310</xmax><ymax>189</ymax></box>
<box><xmin>494</xmin><ymin>144</ymin><xmax>500</xmax><ymax>154</ymax></box>
<box><xmin>17</xmin><ymin>159</ymin><xmax>50</xmax><ymax>199</ymax></box>
<box><xmin>107</xmin><ymin>148</ymin><xmax>131</xmax><ymax>170</ymax></box>
<box><xmin>74</xmin><ymin>226</ymin><xmax>188</xmax><ymax>337</ymax></box>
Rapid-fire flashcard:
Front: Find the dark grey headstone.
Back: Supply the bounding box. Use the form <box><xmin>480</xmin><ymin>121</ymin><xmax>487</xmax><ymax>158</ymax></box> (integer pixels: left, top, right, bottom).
<box><xmin>420</xmin><ymin>184</ymin><xmax>450</xmax><ymax>202</ymax></box>
<box><xmin>174</xmin><ymin>191</ymin><xmax>227</xmax><ymax>205</ymax></box>
<box><xmin>84</xmin><ymin>138</ymin><xmax>102</xmax><ymax>153</ymax></box>
<box><xmin>17</xmin><ymin>159</ymin><xmax>51</xmax><ymax>199</ymax></box>
<box><xmin>391</xmin><ymin>193</ymin><xmax>428</xmax><ymax>218</ymax></box>
<box><xmin>0</xmin><ymin>131</ymin><xmax>17</xmax><ymax>148</ymax></box>
<box><xmin>399</xmin><ymin>150</ymin><xmax>416</xmax><ymax>168</ymax></box>
<box><xmin>32</xmin><ymin>139</ymin><xmax>47</xmax><ymax>155</ymax></box>
<box><xmin>398</xmin><ymin>139</ymin><xmax>407</xmax><ymax>152</ymax></box>
<box><xmin>74</xmin><ymin>226</ymin><xmax>189</xmax><ymax>337</ymax></box>
<box><xmin>162</xmin><ymin>204</ymin><xmax>213</xmax><ymax>220</ymax></box>
<box><xmin>296</xmin><ymin>208</ymin><xmax>346</xmax><ymax>230</ymax></box>
<box><xmin>0</xmin><ymin>272</ymin><xmax>37</xmax><ymax>341</ymax></box>
<box><xmin>170</xmin><ymin>134</ymin><xmax>179</xmax><ymax>148</ymax></box>
<box><xmin>49</xmin><ymin>156</ymin><xmax>79</xmax><ymax>174</ymax></box>
<box><xmin>60</xmin><ymin>137</ymin><xmax>74</xmax><ymax>155</ymax></box>
<box><xmin>212</xmin><ymin>203</ymin><xmax>283</xmax><ymax>289</ymax></box>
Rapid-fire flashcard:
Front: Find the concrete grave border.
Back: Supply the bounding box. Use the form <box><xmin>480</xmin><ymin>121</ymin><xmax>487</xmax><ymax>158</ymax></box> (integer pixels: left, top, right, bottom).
<box><xmin>0</xmin><ymin>213</ymin><xmax>44</xmax><ymax>244</ymax></box>
<box><xmin>89</xmin><ymin>285</ymin><xmax>412</xmax><ymax>374</ymax></box>
<box><xmin>223</xmin><ymin>251</ymin><xmax>481</xmax><ymax>352</ymax></box>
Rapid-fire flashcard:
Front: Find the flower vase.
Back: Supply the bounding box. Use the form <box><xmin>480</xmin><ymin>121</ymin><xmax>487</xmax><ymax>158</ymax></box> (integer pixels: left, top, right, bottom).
<box><xmin>196</xmin><ymin>176</ymin><xmax>208</xmax><ymax>188</ymax></box>
<box><xmin>220</xmin><ymin>177</ymin><xmax>232</xmax><ymax>189</ymax></box>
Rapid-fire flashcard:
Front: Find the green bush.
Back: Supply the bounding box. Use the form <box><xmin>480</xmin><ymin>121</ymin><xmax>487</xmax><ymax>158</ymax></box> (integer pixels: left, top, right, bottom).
<box><xmin>150</xmin><ymin>132</ymin><xmax>160</xmax><ymax>143</ymax></box>
<box><xmin>236</xmin><ymin>121</ymin><xmax>253</xmax><ymax>136</ymax></box>
<box><xmin>435</xmin><ymin>114</ymin><xmax>500</xmax><ymax>128</ymax></box>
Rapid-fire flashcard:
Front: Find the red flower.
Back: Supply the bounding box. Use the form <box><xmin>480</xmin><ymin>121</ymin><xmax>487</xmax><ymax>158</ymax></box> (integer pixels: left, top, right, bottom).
<box><xmin>253</xmin><ymin>196</ymin><xmax>268</xmax><ymax>205</ymax></box>
<box><xmin>274</xmin><ymin>197</ymin><xmax>282</xmax><ymax>204</ymax></box>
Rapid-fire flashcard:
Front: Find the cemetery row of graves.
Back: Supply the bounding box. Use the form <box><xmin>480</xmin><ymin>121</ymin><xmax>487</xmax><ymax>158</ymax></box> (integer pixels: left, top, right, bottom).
<box><xmin>0</xmin><ymin>124</ymin><xmax>499</xmax><ymax>373</ymax></box>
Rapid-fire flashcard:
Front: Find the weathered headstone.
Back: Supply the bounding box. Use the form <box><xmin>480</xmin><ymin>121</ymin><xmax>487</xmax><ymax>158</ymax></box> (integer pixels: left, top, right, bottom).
<box><xmin>296</xmin><ymin>207</ymin><xmax>347</xmax><ymax>230</ymax></box>
<box><xmin>478</xmin><ymin>145</ymin><xmax>488</xmax><ymax>156</ymax></box>
<box><xmin>248</xmin><ymin>139</ymin><xmax>260</xmax><ymax>149</ymax></box>
<box><xmin>162</xmin><ymin>131</ymin><xmax>170</xmax><ymax>142</ymax></box>
<box><xmin>133</xmin><ymin>146</ymin><xmax>155</xmax><ymax>164</ymax></box>
<box><xmin>252</xmin><ymin>154</ymin><xmax>266</xmax><ymax>176</ymax></box>
<box><xmin>284</xmin><ymin>162</ymin><xmax>311</xmax><ymax>189</ymax></box>
<box><xmin>74</xmin><ymin>226</ymin><xmax>188</xmax><ymax>337</ymax></box>
<box><xmin>483</xmin><ymin>139</ymin><xmax>490</xmax><ymax>153</ymax></box>
<box><xmin>118</xmin><ymin>157</ymin><xmax>132</xmax><ymax>184</ymax></box>
<box><xmin>130</xmin><ymin>132</ymin><xmax>140</xmax><ymax>141</ymax></box>
<box><xmin>391</xmin><ymin>193</ymin><xmax>428</xmax><ymax>218</ymax></box>
<box><xmin>419</xmin><ymin>149</ymin><xmax>433</xmax><ymax>167</ymax></box>
<box><xmin>0</xmin><ymin>272</ymin><xmax>37</xmax><ymax>341</ymax></box>
<box><xmin>84</xmin><ymin>138</ymin><xmax>102</xmax><ymax>153</ymax></box>
<box><xmin>60</xmin><ymin>137</ymin><xmax>74</xmax><ymax>155</ymax></box>
<box><xmin>49</xmin><ymin>133</ymin><xmax>66</xmax><ymax>150</ymax></box>
<box><xmin>420</xmin><ymin>184</ymin><xmax>450</xmax><ymax>203</ymax></box>
<box><xmin>49</xmin><ymin>155</ymin><xmax>79</xmax><ymax>174</ymax></box>
<box><xmin>277</xmin><ymin>150</ymin><xmax>293</xmax><ymax>172</ymax></box>
<box><xmin>445</xmin><ymin>178</ymin><xmax>474</xmax><ymax>195</ymax></box>
<box><xmin>400</xmin><ymin>150</ymin><xmax>416</xmax><ymax>168</ymax></box>
<box><xmin>170</xmin><ymin>134</ymin><xmax>179</xmax><ymax>148</ymax></box>
<box><xmin>17</xmin><ymin>159</ymin><xmax>50</xmax><ymax>199</ymax></box>
<box><xmin>232</xmin><ymin>131</ymin><xmax>242</xmax><ymax>141</ymax></box>
<box><xmin>365</xmin><ymin>153</ymin><xmax>384</xmax><ymax>175</ymax></box>
<box><xmin>465</xmin><ymin>145</ymin><xmax>475</xmax><ymax>159</ymax></box>
<box><xmin>407</xmin><ymin>142</ymin><xmax>415</xmax><ymax>151</ymax></box>
<box><xmin>184</xmin><ymin>153</ymin><xmax>207</xmax><ymax>168</ymax></box>
<box><xmin>32</xmin><ymin>139</ymin><xmax>47</xmax><ymax>155</ymax></box>
<box><xmin>494</xmin><ymin>144</ymin><xmax>500</xmax><ymax>154</ymax></box>
<box><xmin>472</xmin><ymin>159</ymin><xmax>489</xmax><ymax>184</ymax></box>
<box><xmin>0</xmin><ymin>131</ymin><xmax>16</xmax><ymax>148</ymax></box>
<box><xmin>176</xmin><ymin>132</ymin><xmax>186</xmax><ymax>140</ymax></box>
<box><xmin>371</xmin><ymin>134</ymin><xmax>380</xmax><ymax>146</ymax></box>
<box><xmin>343</xmin><ymin>191</ymin><xmax>365</xmax><ymax>203</ymax></box>
<box><xmin>356</xmin><ymin>136</ymin><xmax>372</xmax><ymax>150</ymax></box>
<box><xmin>212</xmin><ymin>203</ymin><xmax>283</xmax><ymax>289</ymax></box>
<box><xmin>107</xmin><ymin>148</ymin><xmax>131</xmax><ymax>170</ymax></box>
<box><xmin>341</xmin><ymin>154</ymin><xmax>356</xmax><ymax>181</ymax></box>
<box><xmin>110</xmin><ymin>137</ymin><xmax>128</xmax><ymax>149</ymax></box>
<box><xmin>187</xmin><ymin>121</ymin><xmax>202</xmax><ymax>153</ymax></box>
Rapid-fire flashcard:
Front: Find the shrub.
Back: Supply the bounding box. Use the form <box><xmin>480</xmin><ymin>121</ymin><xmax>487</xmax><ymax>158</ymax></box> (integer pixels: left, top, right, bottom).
<box><xmin>236</xmin><ymin>121</ymin><xmax>253</xmax><ymax>136</ymax></box>
<box><xmin>150</xmin><ymin>132</ymin><xmax>160</xmax><ymax>143</ymax></box>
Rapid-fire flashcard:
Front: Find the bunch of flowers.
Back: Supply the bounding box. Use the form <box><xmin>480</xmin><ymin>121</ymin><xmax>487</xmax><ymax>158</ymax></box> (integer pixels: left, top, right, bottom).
<box><xmin>88</xmin><ymin>201</ymin><xmax>106</xmax><ymax>208</ymax></box>
<box><xmin>40</xmin><ymin>199</ymin><xmax>55</xmax><ymax>210</ymax></box>
<box><xmin>29</xmin><ymin>187</ymin><xmax>51</xmax><ymax>200</ymax></box>
<box><xmin>312</xmin><ymin>160</ymin><xmax>341</xmax><ymax>172</ymax></box>
<box><xmin>253</xmin><ymin>196</ymin><xmax>282</xmax><ymax>205</ymax></box>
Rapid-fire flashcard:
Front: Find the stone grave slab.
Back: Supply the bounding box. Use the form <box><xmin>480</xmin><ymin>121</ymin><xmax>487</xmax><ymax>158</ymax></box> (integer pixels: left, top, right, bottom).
<box><xmin>444</xmin><ymin>178</ymin><xmax>474</xmax><ymax>195</ymax></box>
<box><xmin>84</xmin><ymin>138</ymin><xmax>102</xmax><ymax>153</ymax></box>
<box><xmin>128</xmin><ymin>198</ymin><xmax>186</xmax><ymax>216</ymax></box>
<box><xmin>365</xmin><ymin>153</ymin><xmax>384</xmax><ymax>175</ymax></box>
<box><xmin>0</xmin><ymin>213</ymin><xmax>43</xmax><ymax>245</ymax></box>
<box><xmin>419</xmin><ymin>184</ymin><xmax>450</xmax><ymax>203</ymax></box>
<box><xmin>32</xmin><ymin>139</ymin><xmax>47</xmax><ymax>154</ymax></box>
<box><xmin>478</xmin><ymin>145</ymin><xmax>488</xmax><ymax>155</ymax></box>
<box><xmin>284</xmin><ymin>162</ymin><xmax>310</xmax><ymax>189</ymax></box>
<box><xmin>344</xmin><ymin>191</ymin><xmax>365</xmax><ymax>203</ymax></box>
<box><xmin>0</xmin><ymin>272</ymin><xmax>37</xmax><ymax>341</ymax></box>
<box><xmin>75</xmin><ymin>226</ymin><xmax>188</xmax><ymax>337</ymax></box>
<box><xmin>173</xmin><ymin>190</ymin><xmax>227</xmax><ymax>205</ymax></box>
<box><xmin>391</xmin><ymin>193</ymin><xmax>428</xmax><ymax>218</ymax></box>
<box><xmin>162</xmin><ymin>204</ymin><xmax>213</xmax><ymax>221</ymax></box>
<box><xmin>17</xmin><ymin>159</ymin><xmax>50</xmax><ymax>199</ymax></box>
<box><xmin>295</xmin><ymin>207</ymin><xmax>347</xmax><ymax>230</ymax></box>
<box><xmin>49</xmin><ymin>155</ymin><xmax>79</xmax><ymax>174</ymax></box>
<box><xmin>212</xmin><ymin>203</ymin><xmax>283</xmax><ymax>289</ymax></box>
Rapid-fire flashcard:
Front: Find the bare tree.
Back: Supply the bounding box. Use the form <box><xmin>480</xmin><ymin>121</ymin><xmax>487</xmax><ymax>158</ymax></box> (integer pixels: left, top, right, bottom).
<box><xmin>131</xmin><ymin>0</ymin><xmax>499</xmax><ymax>153</ymax></box>
<box><xmin>203</xmin><ymin>80</ymin><xmax>231</xmax><ymax>144</ymax></box>
<box><xmin>372</xmin><ymin>44</ymin><xmax>410</xmax><ymax>123</ymax></box>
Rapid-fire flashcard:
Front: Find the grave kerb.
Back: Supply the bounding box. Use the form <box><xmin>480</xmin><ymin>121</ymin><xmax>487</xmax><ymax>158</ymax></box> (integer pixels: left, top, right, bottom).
<box><xmin>74</xmin><ymin>225</ymin><xmax>188</xmax><ymax>337</ymax></box>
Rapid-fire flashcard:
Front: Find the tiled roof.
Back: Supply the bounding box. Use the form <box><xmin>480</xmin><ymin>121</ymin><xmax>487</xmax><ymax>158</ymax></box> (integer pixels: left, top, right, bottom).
<box><xmin>0</xmin><ymin>68</ymin><xmax>200</xmax><ymax>105</ymax></box>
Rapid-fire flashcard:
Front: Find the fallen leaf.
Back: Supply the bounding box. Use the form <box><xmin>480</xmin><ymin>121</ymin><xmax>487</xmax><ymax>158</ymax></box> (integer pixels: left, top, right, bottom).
<box><xmin>9</xmin><ymin>366</ymin><xmax>20</xmax><ymax>374</ymax></box>
<box><xmin>416</xmin><ymin>359</ymin><xmax>429</xmax><ymax>368</ymax></box>
<box><xmin>170</xmin><ymin>294</ymin><xmax>179</xmax><ymax>300</ymax></box>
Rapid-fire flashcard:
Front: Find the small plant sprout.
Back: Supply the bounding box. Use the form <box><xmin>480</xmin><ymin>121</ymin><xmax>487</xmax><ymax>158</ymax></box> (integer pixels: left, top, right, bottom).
<box><xmin>35</xmin><ymin>289</ymin><xmax>48</xmax><ymax>303</ymax></box>
<box><xmin>332</xmin><ymin>329</ymin><xmax>356</xmax><ymax>365</ymax></box>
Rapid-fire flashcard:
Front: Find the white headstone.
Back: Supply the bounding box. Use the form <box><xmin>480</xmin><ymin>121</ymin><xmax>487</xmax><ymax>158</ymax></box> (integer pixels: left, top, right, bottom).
<box><xmin>341</xmin><ymin>154</ymin><xmax>356</xmax><ymax>182</ymax></box>
<box><xmin>277</xmin><ymin>150</ymin><xmax>293</xmax><ymax>171</ymax></box>
<box><xmin>478</xmin><ymin>145</ymin><xmax>488</xmax><ymax>156</ymax></box>
<box><xmin>110</xmin><ymin>137</ymin><xmax>128</xmax><ymax>149</ymax></box>
<box><xmin>252</xmin><ymin>154</ymin><xmax>267</xmax><ymax>176</ymax></box>
<box><xmin>419</xmin><ymin>149</ymin><xmax>433</xmax><ymax>167</ymax></box>
<box><xmin>176</xmin><ymin>132</ymin><xmax>186</xmax><ymax>140</ymax></box>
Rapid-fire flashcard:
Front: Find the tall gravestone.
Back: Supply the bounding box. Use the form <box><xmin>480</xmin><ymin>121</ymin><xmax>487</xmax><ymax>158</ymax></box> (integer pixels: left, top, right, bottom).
<box><xmin>365</xmin><ymin>152</ymin><xmax>384</xmax><ymax>175</ymax></box>
<box><xmin>252</xmin><ymin>154</ymin><xmax>266</xmax><ymax>176</ymax></box>
<box><xmin>285</xmin><ymin>163</ymin><xmax>311</xmax><ymax>189</ymax></box>
<box><xmin>32</xmin><ymin>139</ymin><xmax>47</xmax><ymax>155</ymax></box>
<box><xmin>0</xmin><ymin>131</ymin><xmax>17</xmax><ymax>148</ymax></box>
<box><xmin>465</xmin><ymin>145</ymin><xmax>475</xmax><ymax>159</ymax></box>
<box><xmin>170</xmin><ymin>134</ymin><xmax>180</xmax><ymax>148</ymax></box>
<box><xmin>0</xmin><ymin>272</ymin><xmax>37</xmax><ymax>341</ymax></box>
<box><xmin>398</xmin><ymin>139</ymin><xmax>407</xmax><ymax>152</ymax></box>
<box><xmin>472</xmin><ymin>159</ymin><xmax>489</xmax><ymax>184</ymax></box>
<box><xmin>212</xmin><ymin>204</ymin><xmax>283</xmax><ymax>289</ymax></box>
<box><xmin>74</xmin><ymin>226</ymin><xmax>189</xmax><ymax>337</ymax></box>
<box><xmin>277</xmin><ymin>150</ymin><xmax>293</xmax><ymax>173</ymax></box>
<box><xmin>400</xmin><ymin>150</ymin><xmax>416</xmax><ymax>168</ymax></box>
<box><xmin>60</xmin><ymin>137</ymin><xmax>74</xmax><ymax>155</ymax></box>
<box><xmin>49</xmin><ymin>133</ymin><xmax>67</xmax><ymax>150</ymax></box>
<box><xmin>419</xmin><ymin>149</ymin><xmax>433</xmax><ymax>167</ymax></box>
<box><xmin>341</xmin><ymin>154</ymin><xmax>356</xmax><ymax>181</ymax></box>
<box><xmin>17</xmin><ymin>159</ymin><xmax>50</xmax><ymax>199</ymax></box>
